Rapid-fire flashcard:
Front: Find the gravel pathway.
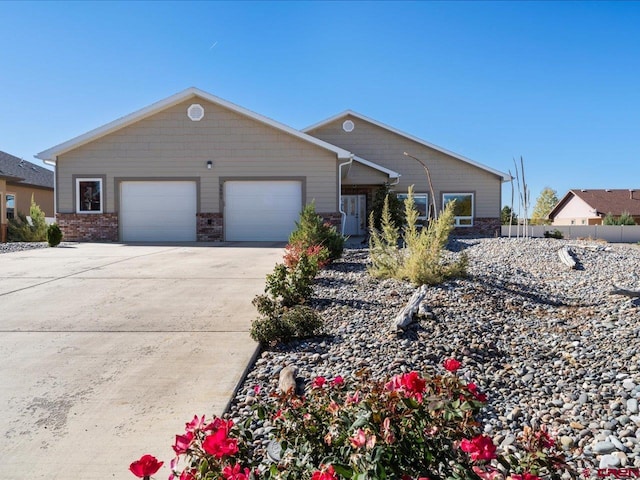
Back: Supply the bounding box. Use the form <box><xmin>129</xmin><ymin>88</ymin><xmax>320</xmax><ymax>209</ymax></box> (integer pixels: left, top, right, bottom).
<box><xmin>229</xmin><ymin>237</ymin><xmax>640</xmax><ymax>472</ymax></box>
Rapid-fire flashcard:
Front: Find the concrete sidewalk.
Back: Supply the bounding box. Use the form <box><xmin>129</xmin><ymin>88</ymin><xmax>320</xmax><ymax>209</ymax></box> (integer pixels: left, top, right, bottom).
<box><xmin>0</xmin><ymin>243</ymin><xmax>282</xmax><ymax>479</ymax></box>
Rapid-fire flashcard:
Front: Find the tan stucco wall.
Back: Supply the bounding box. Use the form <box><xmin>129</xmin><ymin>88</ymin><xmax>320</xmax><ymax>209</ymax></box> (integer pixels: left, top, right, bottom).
<box><xmin>7</xmin><ymin>184</ymin><xmax>55</xmax><ymax>218</ymax></box>
<box><xmin>307</xmin><ymin>115</ymin><xmax>503</xmax><ymax>217</ymax></box>
<box><xmin>551</xmin><ymin>196</ymin><xmax>600</xmax><ymax>226</ymax></box>
<box><xmin>55</xmin><ymin>98</ymin><xmax>339</xmax><ymax>214</ymax></box>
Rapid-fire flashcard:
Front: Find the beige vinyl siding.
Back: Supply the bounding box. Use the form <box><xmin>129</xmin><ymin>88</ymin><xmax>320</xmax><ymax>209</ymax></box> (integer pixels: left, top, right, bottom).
<box><xmin>308</xmin><ymin>116</ymin><xmax>502</xmax><ymax>218</ymax></box>
<box><xmin>344</xmin><ymin>161</ymin><xmax>390</xmax><ymax>185</ymax></box>
<box><xmin>56</xmin><ymin>99</ymin><xmax>338</xmax><ymax>214</ymax></box>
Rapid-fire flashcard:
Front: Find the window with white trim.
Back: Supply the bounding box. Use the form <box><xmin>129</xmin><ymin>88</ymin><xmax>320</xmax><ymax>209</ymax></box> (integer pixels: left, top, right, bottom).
<box><xmin>397</xmin><ymin>192</ymin><xmax>429</xmax><ymax>220</ymax></box>
<box><xmin>443</xmin><ymin>193</ymin><xmax>474</xmax><ymax>226</ymax></box>
<box><xmin>6</xmin><ymin>193</ymin><xmax>15</xmax><ymax>219</ymax></box>
<box><xmin>76</xmin><ymin>178</ymin><xmax>103</xmax><ymax>213</ymax></box>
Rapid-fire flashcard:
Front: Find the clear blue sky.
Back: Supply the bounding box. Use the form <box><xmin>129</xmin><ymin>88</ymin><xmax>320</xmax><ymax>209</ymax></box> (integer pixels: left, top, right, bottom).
<box><xmin>2</xmin><ymin>1</ymin><xmax>639</xmax><ymax>208</ymax></box>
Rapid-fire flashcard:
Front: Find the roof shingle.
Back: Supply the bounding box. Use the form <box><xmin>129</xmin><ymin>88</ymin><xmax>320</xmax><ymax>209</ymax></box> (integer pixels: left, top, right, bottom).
<box><xmin>0</xmin><ymin>151</ymin><xmax>54</xmax><ymax>189</ymax></box>
<box><xmin>562</xmin><ymin>189</ymin><xmax>640</xmax><ymax>217</ymax></box>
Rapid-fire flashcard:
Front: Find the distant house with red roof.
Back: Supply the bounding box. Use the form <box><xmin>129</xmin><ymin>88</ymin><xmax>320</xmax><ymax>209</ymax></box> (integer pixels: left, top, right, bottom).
<box><xmin>548</xmin><ymin>189</ymin><xmax>640</xmax><ymax>226</ymax></box>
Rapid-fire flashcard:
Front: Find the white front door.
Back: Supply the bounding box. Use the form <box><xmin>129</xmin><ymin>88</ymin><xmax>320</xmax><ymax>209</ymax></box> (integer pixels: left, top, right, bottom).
<box><xmin>341</xmin><ymin>194</ymin><xmax>366</xmax><ymax>236</ymax></box>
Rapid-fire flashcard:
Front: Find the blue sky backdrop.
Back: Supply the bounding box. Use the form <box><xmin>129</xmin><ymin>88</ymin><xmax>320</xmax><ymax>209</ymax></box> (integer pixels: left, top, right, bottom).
<box><xmin>2</xmin><ymin>1</ymin><xmax>639</xmax><ymax>208</ymax></box>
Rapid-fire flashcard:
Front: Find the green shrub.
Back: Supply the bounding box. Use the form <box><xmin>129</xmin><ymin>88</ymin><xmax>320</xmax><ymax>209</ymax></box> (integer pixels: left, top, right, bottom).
<box><xmin>29</xmin><ymin>195</ymin><xmax>47</xmax><ymax>241</ymax></box>
<box><xmin>367</xmin><ymin>195</ymin><xmax>401</xmax><ymax>278</ymax></box>
<box><xmin>399</xmin><ymin>190</ymin><xmax>467</xmax><ymax>285</ymax></box>
<box><xmin>161</xmin><ymin>361</ymin><xmax>575</xmax><ymax>480</ymax></box>
<box><xmin>604</xmin><ymin>211</ymin><xmax>637</xmax><ymax>225</ymax></box>
<box><xmin>289</xmin><ymin>202</ymin><xmax>345</xmax><ymax>261</ymax></box>
<box><xmin>7</xmin><ymin>196</ymin><xmax>48</xmax><ymax>242</ymax></box>
<box><xmin>543</xmin><ymin>229</ymin><xmax>563</xmax><ymax>239</ymax></box>
<box><xmin>251</xmin><ymin>247</ymin><xmax>324</xmax><ymax>344</ymax></box>
<box><xmin>250</xmin><ymin>301</ymin><xmax>322</xmax><ymax>344</ymax></box>
<box><xmin>618</xmin><ymin>211</ymin><xmax>637</xmax><ymax>225</ymax></box>
<box><xmin>47</xmin><ymin>223</ymin><xmax>63</xmax><ymax>247</ymax></box>
<box><xmin>369</xmin><ymin>186</ymin><xmax>467</xmax><ymax>286</ymax></box>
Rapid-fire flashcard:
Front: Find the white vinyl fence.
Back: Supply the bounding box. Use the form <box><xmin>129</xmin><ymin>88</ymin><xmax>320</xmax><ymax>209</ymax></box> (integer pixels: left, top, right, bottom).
<box><xmin>501</xmin><ymin>225</ymin><xmax>640</xmax><ymax>243</ymax></box>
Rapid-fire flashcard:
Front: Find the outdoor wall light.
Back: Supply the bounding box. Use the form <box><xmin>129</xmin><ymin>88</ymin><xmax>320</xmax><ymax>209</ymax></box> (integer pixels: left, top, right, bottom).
<box><xmin>206</xmin><ymin>160</ymin><xmax>213</xmax><ymax>169</ymax></box>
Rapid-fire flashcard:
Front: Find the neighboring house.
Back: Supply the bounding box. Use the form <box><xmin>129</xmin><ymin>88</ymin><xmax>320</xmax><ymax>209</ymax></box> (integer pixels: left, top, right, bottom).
<box><xmin>35</xmin><ymin>87</ymin><xmax>510</xmax><ymax>243</ymax></box>
<box><xmin>0</xmin><ymin>151</ymin><xmax>54</xmax><ymax>242</ymax></box>
<box><xmin>549</xmin><ymin>189</ymin><xmax>640</xmax><ymax>226</ymax></box>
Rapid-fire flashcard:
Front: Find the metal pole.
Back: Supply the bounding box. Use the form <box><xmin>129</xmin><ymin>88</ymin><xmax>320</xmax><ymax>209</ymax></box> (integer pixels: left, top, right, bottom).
<box><xmin>403</xmin><ymin>152</ymin><xmax>438</xmax><ymax>220</ymax></box>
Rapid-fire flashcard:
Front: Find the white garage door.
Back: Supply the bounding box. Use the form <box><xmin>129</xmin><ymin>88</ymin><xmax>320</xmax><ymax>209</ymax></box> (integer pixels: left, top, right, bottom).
<box><xmin>225</xmin><ymin>180</ymin><xmax>302</xmax><ymax>241</ymax></box>
<box><xmin>120</xmin><ymin>181</ymin><xmax>197</xmax><ymax>242</ymax></box>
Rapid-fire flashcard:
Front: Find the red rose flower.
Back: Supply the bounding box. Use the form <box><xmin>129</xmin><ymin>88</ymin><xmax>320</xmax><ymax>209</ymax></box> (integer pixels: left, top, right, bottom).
<box><xmin>510</xmin><ymin>473</ymin><xmax>540</xmax><ymax>480</ymax></box>
<box><xmin>313</xmin><ymin>376</ymin><xmax>327</xmax><ymax>388</ymax></box>
<box><xmin>443</xmin><ymin>358</ymin><xmax>461</xmax><ymax>372</ymax></box>
<box><xmin>467</xmin><ymin>382</ymin><xmax>488</xmax><ymax>402</ymax></box>
<box><xmin>222</xmin><ymin>463</ymin><xmax>251</xmax><ymax>480</ymax></box>
<box><xmin>460</xmin><ymin>435</ymin><xmax>497</xmax><ymax>461</ymax></box>
<box><xmin>203</xmin><ymin>428</ymin><xmax>239</xmax><ymax>458</ymax></box>
<box><xmin>185</xmin><ymin>415</ymin><xmax>206</xmax><ymax>433</ymax></box>
<box><xmin>331</xmin><ymin>376</ymin><xmax>344</xmax><ymax>387</ymax></box>
<box><xmin>311</xmin><ymin>465</ymin><xmax>338</xmax><ymax>480</ymax></box>
<box><xmin>129</xmin><ymin>454</ymin><xmax>163</xmax><ymax>478</ymax></box>
<box><xmin>172</xmin><ymin>431</ymin><xmax>194</xmax><ymax>455</ymax></box>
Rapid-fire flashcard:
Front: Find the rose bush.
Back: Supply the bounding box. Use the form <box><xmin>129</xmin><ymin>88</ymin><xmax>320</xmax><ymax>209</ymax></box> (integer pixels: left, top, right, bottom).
<box><xmin>132</xmin><ymin>360</ymin><xmax>576</xmax><ymax>480</ymax></box>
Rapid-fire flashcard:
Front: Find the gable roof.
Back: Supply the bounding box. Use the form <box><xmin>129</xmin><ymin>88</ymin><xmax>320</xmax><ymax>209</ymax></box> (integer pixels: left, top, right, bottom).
<box><xmin>549</xmin><ymin>189</ymin><xmax>640</xmax><ymax>218</ymax></box>
<box><xmin>0</xmin><ymin>150</ymin><xmax>54</xmax><ymax>189</ymax></box>
<box><xmin>36</xmin><ymin>87</ymin><xmax>353</xmax><ymax>164</ymax></box>
<box><xmin>303</xmin><ymin>110</ymin><xmax>511</xmax><ymax>182</ymax></box>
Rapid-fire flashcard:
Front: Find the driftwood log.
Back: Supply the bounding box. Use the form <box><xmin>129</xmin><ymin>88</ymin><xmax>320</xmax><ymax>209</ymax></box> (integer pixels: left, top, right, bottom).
<box><xmin>610</xmin><ymin>285</ymin><xmax>640</xmax><ymax>298</ymax></box>
<box><xmin>394</xmin><ymin>284</ymin><xmax>428</xmax><ymax>332</ymax></box>
<box><xmin>558</xmin><ymin>246</ymin><xmax>577</xmax><ymax>269</ymax></box>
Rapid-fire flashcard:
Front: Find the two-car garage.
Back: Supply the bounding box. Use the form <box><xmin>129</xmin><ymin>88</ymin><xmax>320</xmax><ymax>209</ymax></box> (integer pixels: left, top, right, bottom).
<box><xmin>119</xmin><ymin>180</ymin><xmax>301</xmax><ymax>242</ymax></box>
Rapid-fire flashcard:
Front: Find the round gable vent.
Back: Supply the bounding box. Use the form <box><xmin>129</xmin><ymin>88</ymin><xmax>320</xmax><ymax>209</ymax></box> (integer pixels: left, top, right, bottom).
<box><xmin>342</xmin><ymin>120</ymin><xmax>355</xmax><ymax>132</ymax></box>
<box><xmin>187</xmin><ymin>104</ymin><xmax>205</xmax><ymax>121</ymax></box>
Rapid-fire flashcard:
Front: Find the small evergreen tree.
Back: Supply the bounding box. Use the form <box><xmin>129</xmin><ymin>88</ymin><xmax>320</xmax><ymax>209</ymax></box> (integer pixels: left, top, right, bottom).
<box><xmin>367</xmin><ymin>195</ymin><xmax>401</xmax><ymax>279</ymax></box>
<box><xmin>501</xmin><ymin>206</ymin><xmax>518</xmax><ymax>225</ymax></box>
<box><xmin>289</xmin><ymin>202</ymin><xmax>345</xmax><ymax>261</ymax></box>
<box><xmin>29</xmin><ymin>195</ymin><xmax>47</xmax><ymax>241</ymax></box>
<box><xmin>370</xmin><ymin>184</ymin><xmax>404</xmax><ymax>230</ymax></box>
<box><xmin>604</xmin><ymin>211</ymin><xmax>636</xmax><ymax>225</ymax></box>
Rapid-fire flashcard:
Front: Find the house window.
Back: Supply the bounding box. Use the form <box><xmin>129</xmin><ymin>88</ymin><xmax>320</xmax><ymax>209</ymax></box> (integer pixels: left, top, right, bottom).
<box><xmin>76</xmin><ymin>178</ymin><xmax>103</xmax><ymax>213</ymax></box>
<box><xmin>397</xmin><ymin>193</ymin><xmax>429</xmax><ymax>220</ymax></box>
<box><xmin>6</xmin><ymin>194</ymin><xmax>15</xmax><ymax>219</ymax></box>
<box><xmin>443</xmin><ymin>193</ymin><xmax>474</xmax><ymax>226</ymax></box>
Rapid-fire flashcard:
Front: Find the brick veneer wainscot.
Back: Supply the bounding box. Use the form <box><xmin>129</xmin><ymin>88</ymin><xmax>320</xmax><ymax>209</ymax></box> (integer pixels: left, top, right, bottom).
<box><xmin>454</xmin><ymin>217</ymin><xmax>501</xmax><ymax>237</ymax></box>
<box><xmin>197</xmin><ymin>213</ymin><xmax>223</xmax><ymax>241</ymax></box>
<box><xmin>57</xmin><ymin>213</ymin><xmax>118</xmax><ymax>242</ymax></box>
<box><xmin>318</xmin><ymin>212</ymin><xmax>342</xmax><ymax>228</ymax></box>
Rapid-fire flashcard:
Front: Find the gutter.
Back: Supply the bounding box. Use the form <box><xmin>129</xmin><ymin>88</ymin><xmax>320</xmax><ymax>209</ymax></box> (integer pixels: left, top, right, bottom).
<box><xmin>338</xmin><ymin>155</ymin><xmax>354</xmax><ymax>235</ymax></box>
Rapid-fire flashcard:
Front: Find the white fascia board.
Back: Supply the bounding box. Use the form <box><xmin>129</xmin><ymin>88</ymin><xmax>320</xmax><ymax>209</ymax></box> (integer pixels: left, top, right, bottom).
<box><xmin>36</xmin><ymin>87</ymin><xmax>352</xmax><ymax>163</ymax></box>
<box><xmin>304</xmin><ymin>110</ymin><xmax>511</xmax><ymax>182</ymax></box>
<box><xmin>353</xmin><ymin>155</ymin><xmax>400</xmax><ymax>179</ymax></box>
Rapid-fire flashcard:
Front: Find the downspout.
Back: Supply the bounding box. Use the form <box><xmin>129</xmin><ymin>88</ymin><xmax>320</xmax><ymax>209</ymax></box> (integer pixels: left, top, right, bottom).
<box><xmin>338</xmin><ymin>155</ymin><xmax>354</xmax><ymax>235</ymax></box>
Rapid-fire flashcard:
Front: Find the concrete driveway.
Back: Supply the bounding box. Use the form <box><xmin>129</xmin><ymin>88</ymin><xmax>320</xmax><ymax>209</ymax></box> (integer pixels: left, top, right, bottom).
<box><xmin>0</xmin><ymin>242</ymin><xmax>283</xmax><ymax>480</ymax></box>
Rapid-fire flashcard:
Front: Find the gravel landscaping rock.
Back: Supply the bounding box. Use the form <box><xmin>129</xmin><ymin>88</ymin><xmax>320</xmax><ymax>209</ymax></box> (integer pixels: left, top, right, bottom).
<box><xmin>0</xmin><ymin>241</ymin><xmax>50</xmax><ymax>254</ymax></box>
<box><xmin>227</xmin><ymin>237</ymin><xmax>640</xmax><ymax>471</ymax></box>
